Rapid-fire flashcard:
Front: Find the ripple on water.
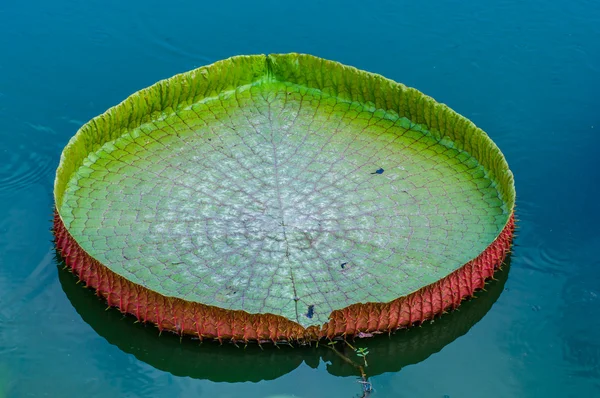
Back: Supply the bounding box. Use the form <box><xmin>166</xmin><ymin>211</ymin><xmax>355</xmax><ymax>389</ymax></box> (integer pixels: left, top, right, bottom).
<box><xmin>0</xmin><ymin>146</ymin><xmax>54</xmax><ymax>197</ymax></box>
<box><xmin>559</xmin><ymin>236</ymin><xmax>600</xmax><ymax>380</ymax></box>
<box><xmin>512</xmin><ymin>202</ymin><xmax>575</xmax><ymax>278</ymax></box>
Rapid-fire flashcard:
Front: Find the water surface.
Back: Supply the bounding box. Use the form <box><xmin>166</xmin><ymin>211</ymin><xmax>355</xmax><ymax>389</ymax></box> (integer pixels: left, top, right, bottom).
<box><xmin>1</xmin><ymin>0</ymin><xmax>599</xmax><ymax>397</ymax></box>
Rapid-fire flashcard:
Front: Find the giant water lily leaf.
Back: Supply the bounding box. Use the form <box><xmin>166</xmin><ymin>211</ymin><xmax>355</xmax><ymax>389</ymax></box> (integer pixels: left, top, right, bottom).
<box><xmin>55</xmin><ymin>54</ymin><xmax>515</xmax><ymax>331</ymax></box>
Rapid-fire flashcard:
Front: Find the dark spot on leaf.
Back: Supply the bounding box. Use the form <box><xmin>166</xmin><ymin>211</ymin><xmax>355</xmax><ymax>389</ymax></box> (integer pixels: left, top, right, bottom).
<box><xmin>293</xmin><ymin>296</ymin><xmax>299</xmax><ymax>301</ymax></box>
<box><xmin>371</xmin><ymin>168</ymin><xmax>384</xmax><ymax>175</ymax></box>
<box><xmin>340</xmin><ymin>262</ymin><xmax>347</xmax><ymax>269</ymax></box>
<box><xmin>306</xmin><ymin>305</ymin><xmax>315</xmax><ymax>319</ymax></box>
<box><xmin>123</xmin><ymin>255</ymin><xmax>130</xmax><ymax>260</ymax></box>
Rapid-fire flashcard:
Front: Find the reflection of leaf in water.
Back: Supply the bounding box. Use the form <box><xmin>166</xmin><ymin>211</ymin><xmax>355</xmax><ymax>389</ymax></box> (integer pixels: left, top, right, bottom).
<box><xmin>57</xmin><ymin>259</ymin><xmax>312</xmax><ymax>383</ymax></box>
<box><xmin>325</xmin><ymin>257</ymin><xmax>511</xmax><ymax>377</ymax></box>
<box><xmin>58</xmin><ymin>254</ymin><xmax>511</xmax><ymax>382</ymax></box>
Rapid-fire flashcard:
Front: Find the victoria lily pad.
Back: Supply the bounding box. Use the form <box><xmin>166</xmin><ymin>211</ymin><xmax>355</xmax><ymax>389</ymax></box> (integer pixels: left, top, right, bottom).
<box><xmin>53</xmin><ymin>53</ymin><xmax>515</xmax><ymax>343</ymax></box>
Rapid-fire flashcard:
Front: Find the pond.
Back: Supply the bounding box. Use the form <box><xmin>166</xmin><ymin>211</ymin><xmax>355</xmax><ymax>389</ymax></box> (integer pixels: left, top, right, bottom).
<box><xmin>1</xmin><ymin>1</ymin><xmax>599</xmax><ymax>397</ymax></box>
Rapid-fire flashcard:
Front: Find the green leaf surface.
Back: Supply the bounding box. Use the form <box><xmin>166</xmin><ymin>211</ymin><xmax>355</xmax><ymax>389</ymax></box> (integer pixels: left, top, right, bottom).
<box><xmin>55</xmin><ymin>54</ymin><xmax>514</xmax><ymax>327</ymax></box>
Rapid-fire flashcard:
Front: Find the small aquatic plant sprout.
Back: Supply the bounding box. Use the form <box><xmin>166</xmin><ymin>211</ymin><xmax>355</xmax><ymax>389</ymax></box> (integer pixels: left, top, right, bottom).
<box><xmin>355</xmin><ymin>347</ymin><xmax>370</xmax><ymax>367</ymax></box>
<box><xmin>53</xmin><ymin>53</ymin><xmax>515</xmax><ymax>344</ymax></box>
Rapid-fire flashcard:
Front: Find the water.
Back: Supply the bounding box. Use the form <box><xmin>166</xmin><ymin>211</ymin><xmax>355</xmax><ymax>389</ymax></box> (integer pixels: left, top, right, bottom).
<box><xmin>0</xmin><ymin>0</ymin><xmax>598</xmax><ymax>397</ymax></box>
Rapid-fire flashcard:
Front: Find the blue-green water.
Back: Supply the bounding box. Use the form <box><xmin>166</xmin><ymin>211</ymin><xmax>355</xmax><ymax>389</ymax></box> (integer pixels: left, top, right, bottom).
<box><xmin>1</xmin><ymin>1</ymin><xmax>599</xmax><ymax>397</ymax></box>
